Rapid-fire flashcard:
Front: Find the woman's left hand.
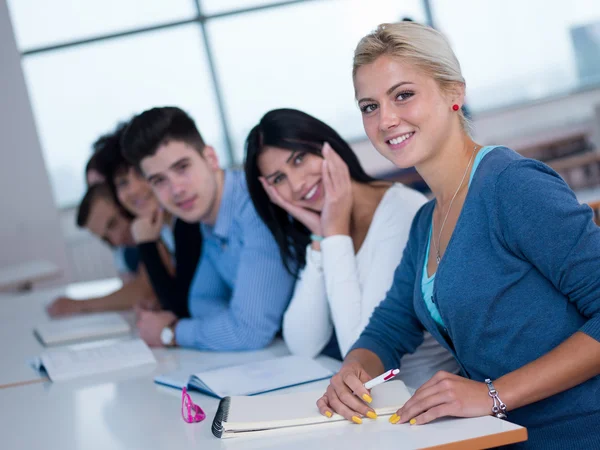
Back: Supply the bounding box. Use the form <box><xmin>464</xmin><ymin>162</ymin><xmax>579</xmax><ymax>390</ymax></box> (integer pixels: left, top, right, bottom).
<box><xmin>320</xmin><ymin>143</ymin><xmax>353</xmax><ymax>237</ymax></box>
<box><xmin>395</xmin><ymin>371</ymin><xmax>492</xmax><ymax>425</ymax></box>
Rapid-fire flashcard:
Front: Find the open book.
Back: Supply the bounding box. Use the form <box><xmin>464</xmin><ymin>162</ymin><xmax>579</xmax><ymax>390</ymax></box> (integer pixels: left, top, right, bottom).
<box><xmin>155</xmin><ymin>355</ymin><xmax>334</xmax><ymax>398</ymax></box>
<box><xmin>212</xmin><ymin>380</ymin><xmax>412</xmax><ymax>439</ymax></box>
<box><xmin>34</xmin><ymin>312</ymin><xmax>131</xmax><ymax>346</ymax></box>
<box><xmin>32</xmin><ymin>338</ymin><xmax>156</xmax><ymax>382</ymax></box>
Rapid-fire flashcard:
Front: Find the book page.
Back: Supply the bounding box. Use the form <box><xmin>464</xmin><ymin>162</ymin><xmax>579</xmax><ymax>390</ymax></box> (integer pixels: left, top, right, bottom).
<box><xmin>39</xmin><ymin>338</ymin><xmax>156</xmax><ymax>381</ymax></box>
<box><xmin>192</xmin><ymin>355</ymin><xmax>333</xmax><ymax>398</ymax></box>
<box><xmin>35</xmin><ymin>312</ymin><xmax>131</xmax><ymax>346</ymax></box>
<box><xmin>224</xmin><ymin>380</ymin><xmax>411</xmax><ymax>432</ymax></box>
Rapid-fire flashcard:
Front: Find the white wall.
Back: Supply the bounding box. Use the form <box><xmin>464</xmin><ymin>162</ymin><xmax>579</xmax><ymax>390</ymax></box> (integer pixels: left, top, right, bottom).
<box><xmin>0</xmin><ymin>0</ymin><xmax>70</xmax><ymax>283</ymax></box>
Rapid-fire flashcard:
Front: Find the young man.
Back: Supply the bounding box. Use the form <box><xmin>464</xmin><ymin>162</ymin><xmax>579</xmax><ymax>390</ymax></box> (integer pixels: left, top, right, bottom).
<box><xmin>121</xmin><ymin>106</ymin><xmax>296</xmax><ymax>351</ymax></box>
<box><xmin>46</xmin><ymin>183</ymin><xmax>158</xmax><ymax>316</ymax></box>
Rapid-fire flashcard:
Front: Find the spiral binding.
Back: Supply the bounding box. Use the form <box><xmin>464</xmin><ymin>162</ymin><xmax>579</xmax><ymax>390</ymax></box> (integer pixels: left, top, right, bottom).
<box><xmin>211</xmin><ymin>396</ymin><xmax>231</xmax><ymax>438</ymax></box>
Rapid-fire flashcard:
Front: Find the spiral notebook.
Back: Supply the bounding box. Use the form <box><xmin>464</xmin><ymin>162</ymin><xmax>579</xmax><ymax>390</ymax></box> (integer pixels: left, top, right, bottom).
<box><xmin>154</xmin><ymin>355</ymin><xmax>334</xmax><ymax>398</ymax></box>
<box><xmin>211</xmin><ymin>380</ymin><xmax>412</xmax><ymax>439</ymax></box>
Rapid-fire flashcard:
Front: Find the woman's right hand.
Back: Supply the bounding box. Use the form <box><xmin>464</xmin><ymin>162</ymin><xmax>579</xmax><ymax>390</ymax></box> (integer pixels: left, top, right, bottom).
<box><xmin>259</xmin><ymin>177</ymin><xmax>322</xmax><ymax>236</ymax></box>
<box><xmin>316</xmin><ymin>361</ymin><xmax>376</xmax><ymax>423</ymax></box>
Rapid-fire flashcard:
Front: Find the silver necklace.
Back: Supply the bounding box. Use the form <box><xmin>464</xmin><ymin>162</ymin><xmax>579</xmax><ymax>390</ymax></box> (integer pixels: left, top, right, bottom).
<box><xmin>432</xmin><ymin>144</ymin><xmax>478</xmax><ymax>265</ymax></box>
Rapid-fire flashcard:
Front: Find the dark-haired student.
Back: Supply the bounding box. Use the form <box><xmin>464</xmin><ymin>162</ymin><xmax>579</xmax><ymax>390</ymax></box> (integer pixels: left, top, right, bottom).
<box><xmin>245</xmin><ymin>108</ymin><xmax>458</xmax><ymax>386</ymax></box>
<box><xmin>84</xmin><ymin>139</ymin><xmax>141</xmax><ymax>283</ymax></box>
<box><xmin>121</xmin><ymin>106</ymin><xmax>295</xmax><ymax>350</ymax></box>
<box><xmin>96</xmin><ymin>122</ymin><xmax>202</xmax><ymax>318</ymax></box>
<box><xmin>47</xmin><ymin>183</ymin><xmax>158</xmax><ymax>316</ymax></box>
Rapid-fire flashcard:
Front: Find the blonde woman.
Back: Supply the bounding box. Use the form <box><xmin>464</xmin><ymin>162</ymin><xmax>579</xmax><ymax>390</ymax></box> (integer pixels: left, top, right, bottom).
<box><xmin>317</xmin><ymin>22</ymin><xmax>600</xmax><ymax>449</ymax></box>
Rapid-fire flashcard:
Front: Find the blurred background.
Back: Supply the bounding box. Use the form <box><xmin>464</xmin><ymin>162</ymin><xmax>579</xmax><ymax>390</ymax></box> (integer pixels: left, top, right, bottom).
<box><xmin>1</xmin><ymin>0</ymin><xmax>600</xmax><ymax>286</ymax></box>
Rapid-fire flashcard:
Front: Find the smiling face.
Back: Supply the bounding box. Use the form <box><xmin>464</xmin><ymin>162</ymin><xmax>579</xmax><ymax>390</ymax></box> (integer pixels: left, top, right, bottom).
<box><xmin>140</xmin><ymin>141</ymin><xmax>221</xmax><ymax>224</ymax></box>
<box><xmin>354</xmin><ymin>55</ymin><xmax>461</xmax><ymax>169</ymax></box>
<box><xmin>113</xmin><ymin>167</ymin><xmax>160</xmax><ymax>217</ymax></box>
<box><xmin>257</xmin><ymin>147</ymin><xmax>325</xmax><ymax>212</ymax></box>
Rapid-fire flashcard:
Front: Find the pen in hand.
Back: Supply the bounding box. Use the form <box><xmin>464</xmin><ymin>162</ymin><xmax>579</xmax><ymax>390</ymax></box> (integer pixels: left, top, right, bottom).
<box><xmin>363</xmin><ymin>368</ymin><xmax>400</xmax><ymax>390</ymax></box>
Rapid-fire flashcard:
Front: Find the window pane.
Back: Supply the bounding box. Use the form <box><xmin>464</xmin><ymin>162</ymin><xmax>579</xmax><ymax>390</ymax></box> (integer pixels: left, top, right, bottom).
<box><xmin>208</xmin><ymin>0</ymin><xmax>425</xmax><ymax>162</ymax></box>
<box><xmin>7</xmin><ymin>0</ymin><xmax>197</xmax><ymax>51</ymax></box>
<box><xmin>202</xmin><ymin>0</ymin><xmax>290</xmax><ymax>15</ymax></box>
<box><xmin>23</xmin><ymin>25</ymin><xmax>225</xmax><ymax>208</ymax></box>
<box><xmin>431</xmin><ymin>0</ymin><xmax>600</xmax><ymax>112</ymax></box>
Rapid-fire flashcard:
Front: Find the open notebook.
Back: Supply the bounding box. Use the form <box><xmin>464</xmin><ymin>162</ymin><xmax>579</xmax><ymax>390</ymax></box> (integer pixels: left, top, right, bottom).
<box><xmin>155</xmin><ymin>355</ymin><xmax>334</xmax><ymax>398</ymax></box>
<box><xmin>32</xmin><ymin>338</ymin><xmax>156</xmax><ymax>381</ymax></box>
<box><xmin>212</xmin><ymin>380</ymin><xmax>412</xmax><ymax>439</ymax></box>
<box><xmin>34</xmin><ymin>312</ymin><xmax>131</xmax><ymax>346</ymax></box>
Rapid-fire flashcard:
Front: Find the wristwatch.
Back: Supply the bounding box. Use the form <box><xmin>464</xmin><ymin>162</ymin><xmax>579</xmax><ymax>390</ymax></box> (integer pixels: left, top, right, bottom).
<box><xmin>160</xmin><ymin>323</ymin><xmax>177</xmax><ymax>347</ymax></box>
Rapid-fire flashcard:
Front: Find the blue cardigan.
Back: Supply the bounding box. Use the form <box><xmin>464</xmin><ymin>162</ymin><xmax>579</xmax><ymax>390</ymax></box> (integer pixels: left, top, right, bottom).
<box><xmin>353</xmin><ymin>147</ymin><xmax>600</xmax><ymax>449</ymax></box>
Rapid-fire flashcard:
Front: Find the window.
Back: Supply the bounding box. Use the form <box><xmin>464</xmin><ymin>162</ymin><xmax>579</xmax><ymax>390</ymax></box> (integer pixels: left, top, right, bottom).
<box><xmin>208</xmin><ymin>0</ymin><xmax>426</xmax><ymax>161</ymax></box>
<box><xmin>22</xmin><ymin>25</ymin><xmax>223</xmax><ymax>207</ymax></box>
<box><xmin>8</xmin><ymin>0</ymin><xmax>425</xmax><ymax>208</ymax></box>
<box><xmin>7</xmin><ymin>0</ymin><xmax>196</xmax><ymax>51</ymax></box>
<box><xmin>201</xmin><ymin>0</ymin><xmax>287</xmax><ymax>15</ymax></box>
<box><xmin>14</xmin><ymin>1</ymin><xmax>598</xmax><ymax>208</ymax></box>
<box><xmin>431</xmin><ymin>0</ymin><xmax>600</xmax><ymax>112</ymax></box>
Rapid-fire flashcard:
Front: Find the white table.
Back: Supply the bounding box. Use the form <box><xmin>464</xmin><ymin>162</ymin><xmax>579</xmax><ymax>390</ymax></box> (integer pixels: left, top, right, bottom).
<box><xmin>0</xmin><ymin>286</ymin><xmax>66</xmax><ymax>386</ymax></box>
<box><xmin>0</xmin><ymin>260</ymin><xmax>60</xmax><ymax>292</ymax></box>
<box><xmin>0</xmin><ymin>283</ymin><xmax>527</xmax><ymax>450</ymax></box>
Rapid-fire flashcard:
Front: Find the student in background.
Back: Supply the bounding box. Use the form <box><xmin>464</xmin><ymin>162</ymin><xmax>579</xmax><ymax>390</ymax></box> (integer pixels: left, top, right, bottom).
<box><xmin>97</xmin><ymin>122</ymin><xmax>202</xmax><ymax>318</ymax></box>
<box><xmin>84</xmin><ymin>132</ymin><xmax>141</xmax><ymax>285</ymax></box>
<box><xmin>245</xmin><ymin>108</ymin><xmax>458</xmax><ymax>386</ymax></box>
<box><xmin>47</xmin><ymin>183</ymin><xmax>158</xmax><ymax>316</ymax></box>
<box><xmin>317</xmin><ymin>22</ymin><xmax>600</xmax><ymax>448</ymax></box>
<box><xmin>121</xmin><ymin>106</ymin><xmax>295</xmax><ymax>350</ymax></box>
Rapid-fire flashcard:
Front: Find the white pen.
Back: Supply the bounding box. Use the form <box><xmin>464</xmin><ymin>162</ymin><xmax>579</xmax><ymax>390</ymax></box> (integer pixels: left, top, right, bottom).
<box><xmin>363</xmin><ymin>368</ymin><xmax>400</xmax><ymax>390</ymax></box>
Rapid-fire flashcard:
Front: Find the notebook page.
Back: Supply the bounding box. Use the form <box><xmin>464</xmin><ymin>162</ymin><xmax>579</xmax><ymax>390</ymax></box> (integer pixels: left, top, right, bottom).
<box><xmin>154</xmin><ymin>340</ymin><xmax>291</xmax><ymax>391</ymax></box>
<box><xmin>39</xmin><ymin>338</ymin><xmax>156</xmax><ymax>381</ymax></box>
<box><xmin>224</xmin><ymin>380</ymin><xmax>411</xmax><ymax>431</ymax></box>
<box><xmin>35</xmin><ymin>312</ymin><xmax>131</xmax><ymax>345</ymax></box>
<box><xmin>192</xmin><ymin>355</ymin><xmax>333</xmax><ymax>397</ymax></box>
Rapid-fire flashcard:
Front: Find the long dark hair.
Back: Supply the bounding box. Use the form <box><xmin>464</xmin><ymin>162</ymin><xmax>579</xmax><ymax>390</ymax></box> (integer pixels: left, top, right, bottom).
<box><xmin>245</xmin><ymin>108</ymin><xmax>376</xmax><ymax>275</ymax></box>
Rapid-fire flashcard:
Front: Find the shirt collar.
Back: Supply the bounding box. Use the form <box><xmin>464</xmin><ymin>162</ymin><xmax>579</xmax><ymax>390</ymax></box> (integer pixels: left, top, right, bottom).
<box><xmin>210</xmin><ymin>169</ymin><xmax>242</xmax><ymax>240</ymax></box>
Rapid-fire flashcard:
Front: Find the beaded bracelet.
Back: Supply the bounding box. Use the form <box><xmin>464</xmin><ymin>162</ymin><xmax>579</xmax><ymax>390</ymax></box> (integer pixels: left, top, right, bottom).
<box><xmin>310</xmin><ymin>234</ymin><xmax>324</xmax><ymax>242</ymax></box>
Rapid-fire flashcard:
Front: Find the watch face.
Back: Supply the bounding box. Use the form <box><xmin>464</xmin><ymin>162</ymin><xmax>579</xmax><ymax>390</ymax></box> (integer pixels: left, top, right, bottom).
<box><xmin>161</xmin><ymin>327</ymin><xmax>174</xmax><ymax>346</ymax></box>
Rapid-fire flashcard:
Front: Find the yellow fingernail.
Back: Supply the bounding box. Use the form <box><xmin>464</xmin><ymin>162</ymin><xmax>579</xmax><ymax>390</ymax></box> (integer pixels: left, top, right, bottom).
<box><xmin>351</xmin><ymin>416</ymin><xmax>363</xmax><ymax>424</ymax></box>
<box><xmin>389</xmin><ymin>413</ymin><xmax>400</xmax><ymax>424</ymax></box>
<box><xmin>362</xmin><ymin>394</ymin><xmax>373</xmax><ymax>403</ymax></box>
<box><xmin>366</xmin><ymin>411</ymin><xmax>377</xmax><ymax>419</ymax></box>
<box><xmin>325</xmin><ymin>411</ymin><xmax>332</xmax><ymax>418</ymax></box>
<box><xmin>410</xmin><ymin>418</ymin><xmax>417</xmax><ymax>425</ymax></box>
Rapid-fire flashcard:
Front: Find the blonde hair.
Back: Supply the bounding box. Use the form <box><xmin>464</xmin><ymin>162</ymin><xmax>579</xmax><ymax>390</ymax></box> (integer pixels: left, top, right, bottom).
<box><xmin>353</xmin><ymin>22</ymin><xmax>469</xmax><ymax>130</ymax></box>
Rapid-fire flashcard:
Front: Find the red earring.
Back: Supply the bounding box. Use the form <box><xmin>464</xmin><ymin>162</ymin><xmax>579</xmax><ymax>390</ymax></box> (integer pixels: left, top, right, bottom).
<box><xmin>452</xmin><ymin>104</ymin><xmax>460</xmax><ymax>111</ymax></box>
